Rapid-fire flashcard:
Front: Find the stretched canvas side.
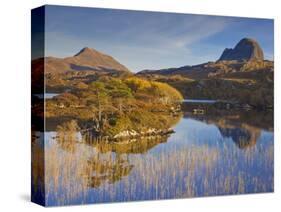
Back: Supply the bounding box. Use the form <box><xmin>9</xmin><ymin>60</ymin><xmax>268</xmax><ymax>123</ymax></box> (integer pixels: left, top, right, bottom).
<box><xmin>31</xmin><ymin>6</ymin><xmax>46</xmax><ymax>206</ymax></box>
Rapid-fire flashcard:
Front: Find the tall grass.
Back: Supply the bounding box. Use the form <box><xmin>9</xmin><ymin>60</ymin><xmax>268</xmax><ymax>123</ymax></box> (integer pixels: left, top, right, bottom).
<box><xmin>40</xmin><ymin>132</ymin><xmax>273</xmax><ymax>205</ymax></box>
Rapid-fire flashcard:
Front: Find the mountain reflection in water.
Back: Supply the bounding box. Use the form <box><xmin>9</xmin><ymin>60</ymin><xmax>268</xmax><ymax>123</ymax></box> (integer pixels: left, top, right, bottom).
<box><xmin>32</xmin><ymin>103</ymin><xmax>274</xmax><ymax>206</ymax></box>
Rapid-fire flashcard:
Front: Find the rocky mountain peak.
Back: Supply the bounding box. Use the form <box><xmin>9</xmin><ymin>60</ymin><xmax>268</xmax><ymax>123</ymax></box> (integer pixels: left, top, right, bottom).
<box><xmin>74</xmin><ymin>47</ymin><xmax>100</xmax><ymax>57</ymax></box>
<box><xmin>218</xmin><ymin>38</ymin><xmax>264</xmax><ymax>61</ymax></box>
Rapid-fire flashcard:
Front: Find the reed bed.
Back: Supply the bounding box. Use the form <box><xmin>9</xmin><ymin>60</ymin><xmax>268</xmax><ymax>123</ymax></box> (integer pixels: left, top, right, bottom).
<box><xmin>41</xmin><ymin>132</ymin><xmax>273</xmax><ymax>206</ymax></box>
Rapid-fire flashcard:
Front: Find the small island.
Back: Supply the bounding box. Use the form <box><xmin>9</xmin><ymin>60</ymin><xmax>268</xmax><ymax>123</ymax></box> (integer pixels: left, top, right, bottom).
<box><xmin>46</xmin><ymin>76</ymin><xmax>182</xmax><ymax>141</ymax></box>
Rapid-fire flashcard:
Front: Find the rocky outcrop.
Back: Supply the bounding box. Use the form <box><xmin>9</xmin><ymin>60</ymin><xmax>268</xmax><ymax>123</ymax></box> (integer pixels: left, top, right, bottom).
<box><xmin>111</xmin><ymin>128</ymin><xmax>175</xmax><ymax>142</ymax></box>
<box><xmin>218</xmin><ymin>38</ymin><xmax>264</xmax><ymax>61</ymax></box>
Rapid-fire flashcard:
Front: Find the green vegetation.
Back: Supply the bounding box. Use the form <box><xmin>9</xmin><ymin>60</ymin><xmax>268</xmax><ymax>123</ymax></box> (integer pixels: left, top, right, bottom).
<box><xmin>46</xmin><ymin>76</ymin><xmax>183</xmax><ymax>138</ymax></box>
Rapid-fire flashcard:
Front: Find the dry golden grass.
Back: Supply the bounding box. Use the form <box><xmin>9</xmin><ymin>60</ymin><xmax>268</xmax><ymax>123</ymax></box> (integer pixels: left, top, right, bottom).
<box><xmin>40</xmin><ymin>135</ymin><xmax>273</xmax><ymax>205</ymax></box>
<box><xmin>222</xmin><ymin>78</ymin><xmax>257</xmax><ymax>84</ymax></box>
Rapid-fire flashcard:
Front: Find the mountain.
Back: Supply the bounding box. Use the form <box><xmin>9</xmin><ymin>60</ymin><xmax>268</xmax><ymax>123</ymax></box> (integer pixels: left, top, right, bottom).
<box><xmin>136</xmin><ymin>38</ymin><xmax>273</xmax><ymax>108</ymax></box>
<box><xmin>137</xmin><ymin>38</ymin><xmax>272</xmax><ymax>79</ymax></box>
<box><xmin>218</xmin><ymin>38</ymin><xmax>264</xmax><ymax>61</ymax></box>
<box><xmin>32</xmin><ymin>47</ymin><xmax>130</xmax><ymax>74</ymax></box>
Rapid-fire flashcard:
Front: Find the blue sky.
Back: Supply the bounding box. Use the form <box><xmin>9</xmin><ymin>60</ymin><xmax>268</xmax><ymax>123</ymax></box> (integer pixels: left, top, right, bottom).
<box><xmin>44</xmin><ymin>5</ymin><xmax>274</xmax><ymax>72</ymax></box>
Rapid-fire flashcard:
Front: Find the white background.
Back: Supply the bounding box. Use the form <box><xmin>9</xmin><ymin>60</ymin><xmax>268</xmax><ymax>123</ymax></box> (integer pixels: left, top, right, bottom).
<box><xmin>0</xmin><ymin>0</ymin><xmax>280</xmax><ymax>211</ymax></box>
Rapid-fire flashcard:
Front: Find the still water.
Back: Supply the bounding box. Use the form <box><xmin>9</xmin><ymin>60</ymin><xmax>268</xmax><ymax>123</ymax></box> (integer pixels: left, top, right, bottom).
<box><xmin>32</xmin><ymin>104</ymin><xmax>274</xmax><ymax>206</ymax></box>
<box><xmin>33</xmin><ymin>93</ymin><xmax>59</xmax><ymax>99</ymax></box>
<box><xmin>182</xmin><ymin>99</ymin><xmax>217</xmax><ymax>103</ymax></box>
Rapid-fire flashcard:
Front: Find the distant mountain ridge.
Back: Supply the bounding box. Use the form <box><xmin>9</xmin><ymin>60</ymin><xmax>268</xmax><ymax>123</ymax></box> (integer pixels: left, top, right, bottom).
<box><xmin>138</xmin><ymin>38</ymin><xmax>272</xmax><ymax>79</ymax></box>
<box><xmin>32</xmin><ymin>47</ymin><xmax>130</xmax><ymax>74</ymax></box>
